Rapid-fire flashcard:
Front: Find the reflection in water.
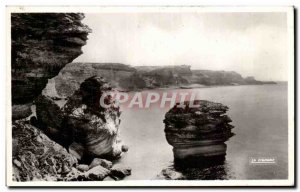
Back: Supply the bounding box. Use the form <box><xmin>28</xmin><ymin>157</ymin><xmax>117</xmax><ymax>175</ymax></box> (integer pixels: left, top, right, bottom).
<box><xmin>175</xmin><ymin>160</ymin><xmax>235</xmax><ymax>180</ymax></box>
<box><xmin>158</xmin><ymin>157</ymin><xmax>236</xmax><ymax>180</ymax></box>
<box><xmin>158</xmin><ymin>153</ymin><xmax>236</xmax><ymax>180</ymax></box>
<box><xmin>174</xmin><ymin>155</ymin><xmax>226</xmax><ymax>169</ymax></box>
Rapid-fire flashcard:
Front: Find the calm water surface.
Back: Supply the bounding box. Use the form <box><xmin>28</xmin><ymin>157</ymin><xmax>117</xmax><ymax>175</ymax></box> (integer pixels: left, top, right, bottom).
<box><xmin>115</xmin><ymin>84</ymin><xmax>288</xmax><ymax>180</ymax></box>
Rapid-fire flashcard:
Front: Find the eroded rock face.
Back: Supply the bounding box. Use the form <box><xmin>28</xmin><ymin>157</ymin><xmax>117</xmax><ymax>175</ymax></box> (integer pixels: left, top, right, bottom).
<box><xmin>11</xmin><ymin>13</ymin><xmax>91</xmax><ymax>105</ymax></box>
<box><xmin>36</xmin><ymin>76</ymin><xmax>124</xmax><ymax>160</ymax></box>
<box><xmin>12</xmin><ymin>121</ymin><xmax>78</xmax><ymax>181</ymax></box>
<box><xmin>164</xmin><ymin>100</ymin><xmax>234</xmax><ymax>166</ymax></box>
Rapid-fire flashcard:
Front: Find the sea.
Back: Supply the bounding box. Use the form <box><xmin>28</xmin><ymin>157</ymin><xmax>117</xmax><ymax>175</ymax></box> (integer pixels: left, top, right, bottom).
<box><xmin>116</xmin><ymin>83</ymin><xmax>288</xmax><ymax>180</ymax></box>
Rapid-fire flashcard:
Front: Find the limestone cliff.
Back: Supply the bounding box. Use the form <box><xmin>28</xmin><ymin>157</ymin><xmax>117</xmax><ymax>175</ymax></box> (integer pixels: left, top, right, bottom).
<box><xmin>11</xmin><ymin>13</ymin><xmax>91</xmax><ymax>181</ymax></box>
<box><xmin>48</xmin><ymin>63</ymin><xmax>275</xmax><ymax>98</ymax></box>
<box><xmin>11</xmin><ymin>13</ymin><xmax>131</xmax><ymax>182</ymax></box>
<box><xmin>192</xmin><ymin>70</ymin><xmax>277</xmax><ymax>85</ymax></box>
<box><xmin>191</xmin><ymin>70</ymin><xmax>245</xmax><ymax>85</ymax></box>
<box><xmin>135</xmin><ymin>65</ymin><xmax>192</xmax><ymax>88</ymax></box>
<box><xmin>11</xmin><ymin>13</ymin><xmax>91</xmax><ymax>105</ymax></box>
<box><xmin>46</xmin><ymin>64</ymin><xmax>193</xmax><ymax>97</ymax></box>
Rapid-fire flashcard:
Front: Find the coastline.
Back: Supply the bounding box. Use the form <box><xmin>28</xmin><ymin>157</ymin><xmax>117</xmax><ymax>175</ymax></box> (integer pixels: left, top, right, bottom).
<box><xmin>118</xmin><ymin>82</ymin><xmax>282</xmax><ymax>93</ymax></box>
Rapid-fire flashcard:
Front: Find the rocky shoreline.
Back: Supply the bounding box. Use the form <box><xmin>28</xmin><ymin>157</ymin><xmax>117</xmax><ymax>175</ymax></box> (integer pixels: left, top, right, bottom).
<box><xmin>13</xmin><ymin>120</ymin><xmax>131</xmax><ymax>181</ymax></box>
<box><xmin>13</xmin><ymin>76</ymin><xmax>132</xmax><ymax>181</ymax></box>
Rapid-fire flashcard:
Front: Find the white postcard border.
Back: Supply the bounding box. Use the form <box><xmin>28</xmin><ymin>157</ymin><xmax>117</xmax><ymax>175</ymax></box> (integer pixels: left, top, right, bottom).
<box><xmin>5</xmin><ymin>6</ymin><xmax>295</xmax><ymax>187</ymax></box>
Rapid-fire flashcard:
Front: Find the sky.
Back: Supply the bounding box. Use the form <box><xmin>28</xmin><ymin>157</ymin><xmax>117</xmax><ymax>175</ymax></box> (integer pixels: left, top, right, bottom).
<box><xmin>75</xmin><ymin>12</ymin><xmax>288</xmax><ymax>81</ymax></box>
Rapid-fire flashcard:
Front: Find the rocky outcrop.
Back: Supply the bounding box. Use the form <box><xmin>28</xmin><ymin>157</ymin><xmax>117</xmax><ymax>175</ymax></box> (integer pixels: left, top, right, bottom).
<box><xmin>35</xmin><ymin>76</ymin><xmax>126</xmax><ymax>161</ymax></box>
<box><xmin>164</xmin><ymin>100</ymin><xmax>234</xmax><ymax>167</ymax></box>
<box><xmin>12</xmin><ymin>121</ymin><xmax>78</xmax><ymax>181</ymax></box>
<box><xmin>11</xmin><ymin>13</ymin><xmax>91</xmax><ymax>105</ymax></box>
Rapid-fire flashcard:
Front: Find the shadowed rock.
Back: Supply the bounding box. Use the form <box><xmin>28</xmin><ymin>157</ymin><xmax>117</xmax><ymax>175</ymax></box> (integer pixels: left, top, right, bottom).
<box><xmin>109</xmin><ymin>165</ymin><xmax>132</xmax><ymax>180</ymax></box>
<box><xmin>85</xmin><ymin>165</ymin><xmax>110</xmax><ymax>181</ymax></box>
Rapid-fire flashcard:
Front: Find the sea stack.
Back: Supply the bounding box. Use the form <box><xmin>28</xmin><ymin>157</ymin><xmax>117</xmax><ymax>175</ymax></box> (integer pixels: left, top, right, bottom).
<box><xmin>164</xmin><ymin>100</ymin><xmax>234</xmax><ymax>167</ymax></box>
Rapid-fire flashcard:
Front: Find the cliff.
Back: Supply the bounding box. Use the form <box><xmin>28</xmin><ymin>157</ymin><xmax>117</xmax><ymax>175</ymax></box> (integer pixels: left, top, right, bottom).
<box><xmin>11</xmin><ymin>14</ymin><xmax>131</xmax><ymax>181</ymax></box>
<box><xmin>191</xmin><ymin>70</ymin><xmax>245</xmax><ymax>85</ymax></box>
<box><xmin>50</xmin><ymin>63</ymin><xmax>192</xmax><ymax>97</ymax></box>
<box><xmin>135</xmin><ymin>65</ymin><xmax>192</xmax><ymax>88</ymax></box>
<box><xmin>48</xmin><ymin>63</ymin><xmax>276</xmax><ymax>97</ymax></box>
<box><xmin>244</xmin><ymin>76</ymin><xmax>276</xmax><ymax>85</ymax></box>
<box><xmin>11</xmin><ymin>13</ymin><xmax>91</xmax><ymax>106</ymax></box>
<box><xmin>164</xmin><ymin>100</ymin><xmax>234</xmax><ymax>167</ymax></box>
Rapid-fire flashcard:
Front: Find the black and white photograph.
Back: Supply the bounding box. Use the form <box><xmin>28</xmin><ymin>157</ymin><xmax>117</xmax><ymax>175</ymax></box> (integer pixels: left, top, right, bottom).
<box><xmin>6</xmin><ymin>6</ymin><xmax>294</xmax><ymax>187</ymax></box>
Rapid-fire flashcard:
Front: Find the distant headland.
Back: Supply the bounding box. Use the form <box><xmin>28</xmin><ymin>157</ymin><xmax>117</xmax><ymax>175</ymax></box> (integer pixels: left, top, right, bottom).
<box><xmin>50</xmin><ymin>62</ymin><xmax>276</xmax><ymax>97</ymax></box>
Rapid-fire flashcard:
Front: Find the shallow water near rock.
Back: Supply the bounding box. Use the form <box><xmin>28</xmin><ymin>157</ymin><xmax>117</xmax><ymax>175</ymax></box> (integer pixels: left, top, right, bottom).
<box><xmin>115</xmin><ymin>83</ymin><xmax>288</xmax><ymax>180</ymax></box>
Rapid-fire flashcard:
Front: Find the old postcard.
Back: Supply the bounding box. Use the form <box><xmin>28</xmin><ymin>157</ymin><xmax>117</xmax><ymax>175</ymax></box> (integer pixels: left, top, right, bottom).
<box><xmin>6</xmin><ymin>6</ymin><xmax>294</xmax><ymax>187</ymax></box>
